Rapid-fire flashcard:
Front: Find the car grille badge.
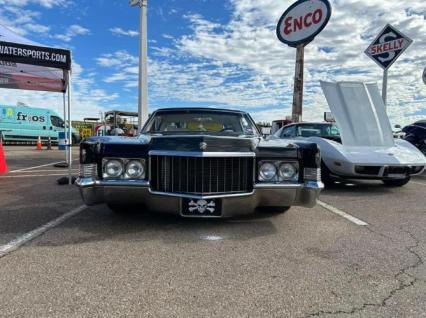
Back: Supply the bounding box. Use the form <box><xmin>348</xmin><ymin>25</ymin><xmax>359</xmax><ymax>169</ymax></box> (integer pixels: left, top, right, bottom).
<box><xmin>200</xmin><ymin>142</ymin><xmax>208</xmax><ymax>150</ymax></box>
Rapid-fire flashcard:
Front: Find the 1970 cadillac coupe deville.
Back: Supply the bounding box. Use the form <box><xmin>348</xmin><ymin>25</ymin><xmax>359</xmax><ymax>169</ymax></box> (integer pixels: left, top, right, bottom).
<box><xmin>76</xmin><ymin>108</ymin><xmax>323</xmax><ymax>217</ymax></box>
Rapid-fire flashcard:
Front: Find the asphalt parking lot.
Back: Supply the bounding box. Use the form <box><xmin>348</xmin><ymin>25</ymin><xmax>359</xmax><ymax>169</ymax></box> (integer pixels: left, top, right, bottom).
<box><xmin>0</xmin><ymin>146</ymin><xmax>425</xmax><ymax>317</ymax></box>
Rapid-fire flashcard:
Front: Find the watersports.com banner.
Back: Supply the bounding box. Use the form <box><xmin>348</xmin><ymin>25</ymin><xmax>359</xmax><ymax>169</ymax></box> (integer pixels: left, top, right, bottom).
<box><xmin>0</xmin><ymin>41</ymin><xmax>71</xmax><ymax>70</ymax></box>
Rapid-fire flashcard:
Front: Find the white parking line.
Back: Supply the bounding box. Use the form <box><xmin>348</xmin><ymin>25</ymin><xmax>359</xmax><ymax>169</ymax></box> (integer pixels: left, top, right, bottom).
<box><xmin>10</xmin><ymin>169</ymin><xmax>79</xmax><ymax>173</ymax></box>
<box><xmin>317</xmin><ymin>200</ymin><xmax>368</xmax><ymax>226</ymax></box>
<box><xmin>0</xmin><ymin>174</ymin><xmax>70</xmax><ymax>178</ymax></box>
<box><xmin>0</xmin><ymin>205</ymin><xmax>87</xmax><ymax>258</ymax></box>
<box><xmin>10</xmin><ymin>160</ymin><xmax>77</xmax><ymax>173</ymax></box>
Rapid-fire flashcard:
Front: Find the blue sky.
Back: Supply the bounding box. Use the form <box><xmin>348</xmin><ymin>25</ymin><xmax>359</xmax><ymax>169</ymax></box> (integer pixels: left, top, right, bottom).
<box><xmin>0</xmin><ymin>0</ymin><xmax>425</xmax><ymax>125</ymax></box>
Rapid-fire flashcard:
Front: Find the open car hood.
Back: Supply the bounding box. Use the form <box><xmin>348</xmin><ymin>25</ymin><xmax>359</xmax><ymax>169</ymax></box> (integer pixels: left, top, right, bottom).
<box><xmin>320</xmin><ymin>81</ymin><xmax>395</xmax><ymax>147</ymax></box>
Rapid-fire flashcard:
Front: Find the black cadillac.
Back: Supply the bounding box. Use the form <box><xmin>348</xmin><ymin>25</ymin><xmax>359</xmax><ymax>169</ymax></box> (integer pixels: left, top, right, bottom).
<box><xmin>76</xmin><ymin>108</ymin><xmax>323</xmax><ymax>217</ymax></box>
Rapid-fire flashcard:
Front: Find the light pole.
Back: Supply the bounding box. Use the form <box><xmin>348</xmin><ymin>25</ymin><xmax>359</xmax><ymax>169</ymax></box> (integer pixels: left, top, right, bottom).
<box><xmin>130</xmin><ymin>0</ymin><xmax>148</xmax><ymax>131</ymax></box>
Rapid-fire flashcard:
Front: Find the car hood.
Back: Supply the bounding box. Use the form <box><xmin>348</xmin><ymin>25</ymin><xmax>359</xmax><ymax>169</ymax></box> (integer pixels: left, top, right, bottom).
<box><xmin>310</xmin><ymin>137</ymin><xmax>426</xmax><ymax>166</ymax></box>
<box><xmin>320</xmin><ymin>81</ymin><xmax>395</xmax><ymax>147</ymax></box>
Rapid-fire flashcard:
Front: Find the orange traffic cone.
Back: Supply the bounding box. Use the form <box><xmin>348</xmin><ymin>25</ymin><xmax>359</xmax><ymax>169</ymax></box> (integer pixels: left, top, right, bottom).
<box><xmin>37</xmin><ymin>136</ymin><xmax>42</xmax><ymax>151</ymax></box>
<box><xmin>0</xmin><ymin>139</ymin><xmax>8</xmax><ymax>175</ymax></box>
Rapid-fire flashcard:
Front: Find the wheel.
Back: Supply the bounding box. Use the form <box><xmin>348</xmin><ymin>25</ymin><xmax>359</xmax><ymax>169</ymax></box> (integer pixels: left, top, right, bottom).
<box><xmin>321</xmin><ymin>161</ymin><xmax>334</xmax><ymax>186</ymax></box>
<box><xmin>382</xmin><ymin>177</ymin><xmax>410</xmax><ymax>187</ymax></box>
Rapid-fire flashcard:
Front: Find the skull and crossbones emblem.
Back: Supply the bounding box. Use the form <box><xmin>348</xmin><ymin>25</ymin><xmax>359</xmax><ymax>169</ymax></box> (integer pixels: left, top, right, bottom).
<box><xmin>188</xmin><ymin>199</ymin><xmax>216</xmax><ymax>214</ymax></box>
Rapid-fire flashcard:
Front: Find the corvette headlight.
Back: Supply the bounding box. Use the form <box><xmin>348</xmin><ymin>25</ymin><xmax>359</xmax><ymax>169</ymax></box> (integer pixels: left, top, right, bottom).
<box><xmin>104</xmin><ymin>159</ymin><xmax>124</xmax><ymax>178</ymax></box>
<box><xmin>259</xmin><ymin>162</ymin><xmax>277</xmax><ymax>181</ymax></box>
<box><xmin>278</xmin><ymin>163</ymin><xmax>298</xmax><ymax>181</ymax></box>
<box><xmin>125</xmin><ymin>160</ymin><xmax>145</xmax><ymax>179</ymax></box>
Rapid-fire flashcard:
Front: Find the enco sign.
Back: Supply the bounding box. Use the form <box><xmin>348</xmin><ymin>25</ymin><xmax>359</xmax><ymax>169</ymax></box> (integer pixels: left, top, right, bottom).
<box><xmin>277</xmin><ymin>0</ymin><xmax>331</xmax><ymax>47</ymax></box>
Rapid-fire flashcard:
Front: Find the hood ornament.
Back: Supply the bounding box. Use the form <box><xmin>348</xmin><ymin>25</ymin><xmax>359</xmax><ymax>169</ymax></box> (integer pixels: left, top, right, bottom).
<box><xmin>200</xmin><ymin>142</ymin><xmax>208</xmax><ymax>150</ymax></box>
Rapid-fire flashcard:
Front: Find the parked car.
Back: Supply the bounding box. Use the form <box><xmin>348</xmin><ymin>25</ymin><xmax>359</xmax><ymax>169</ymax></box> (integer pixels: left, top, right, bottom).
<box><xmin>0</xmin><ymin>105</ymin><xmax>80</xmax><ymax>143</ymax></box>
<box><xmin>273</xmin><ymin>122</ymin><xmax>341</xmax><ymax>143</ymax></box>
<box><xmin>76</xmin><ymin>108</ymin><xmax>323</xmax><ymax>217</ymax></box>
<box><xmin>272</xmin><ymin>82</ymin><xmax>426</xmax><ymax>187</ymax></box>
<box><xmin>402</xmin><ymin>121</ymin><xmax>426</xmax><ymax>156</ymax></box>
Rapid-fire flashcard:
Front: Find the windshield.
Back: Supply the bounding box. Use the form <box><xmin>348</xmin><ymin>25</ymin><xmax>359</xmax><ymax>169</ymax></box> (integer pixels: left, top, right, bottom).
<box><xmin>296</xmin><ymin>124</ymin><xmax>340</xmax><ymax>138</ymax></box>
<box><xmin>142</xmin><ymin>111</ymin><xmax>259</xmax><ymax>136</ymax></box>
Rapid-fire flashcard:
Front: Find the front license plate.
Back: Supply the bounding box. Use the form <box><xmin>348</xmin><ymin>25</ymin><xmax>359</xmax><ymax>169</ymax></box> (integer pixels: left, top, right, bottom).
<box><xmin>181</xmin><ymin>198</ymin><xmax>222</xmax><ymax>217</ymax></box>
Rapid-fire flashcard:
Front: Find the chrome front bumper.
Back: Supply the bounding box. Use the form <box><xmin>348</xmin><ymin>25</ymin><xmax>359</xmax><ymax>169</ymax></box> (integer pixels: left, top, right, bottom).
<box><xmin>76</xmin><ymin>178</ymin><xmax>323</xmax><ymax>217</ymax></box>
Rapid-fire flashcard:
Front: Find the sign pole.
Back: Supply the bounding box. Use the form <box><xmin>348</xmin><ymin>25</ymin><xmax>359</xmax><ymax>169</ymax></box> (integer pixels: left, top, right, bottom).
<box><xmin>276</xmin><ymin>0</ymin><xmax>331</xmax><ymax>124</ymax></box>
<box><xmin>63</xmin><ymin>91</ymin><xmax>68</xmax><ymax>166</ymax></box>
<box><xmin>382</xmin><ymin>69</ymin><xmax>388</xmax><ymax>107</ymax></box>
<box><xmin>138</xmin><ymin>0</ymin><xmax>149</xmax><ymax>132</ymax></box>
<box><xmin>67</xmin><ymin>70</ymin><xmax>72</xmax><ymax>185</ymax></box>
<box><xmin>292</xmin><ymin>44</ymin><xmax>304</xmax><ymax>123</ymax></box>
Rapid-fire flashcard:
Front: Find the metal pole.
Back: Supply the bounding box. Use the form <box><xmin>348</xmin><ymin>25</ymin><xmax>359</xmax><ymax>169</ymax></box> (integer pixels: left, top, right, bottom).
<box><xmin>67</xmin><ymin>70</ymin><xmax>72</xmax><ymax>185</ymax></box>
<box><xmin>138</xmin><ymin>0</ymin><xmax>149</xmax><ymax>132</ymax></box>
<box><xmin>62</xmin><ymin>91</ymin><xmax>68</xmax><ymax>165</ymax></box>
<box><xmin>291</xmin><ymin>44</ymin><xmax>304</xmax><ymax>123</ymax></box>
<box><xmin>382</xmin><ymin>68</ymin><xmax>388</xmax><ymax>108</ymax></box>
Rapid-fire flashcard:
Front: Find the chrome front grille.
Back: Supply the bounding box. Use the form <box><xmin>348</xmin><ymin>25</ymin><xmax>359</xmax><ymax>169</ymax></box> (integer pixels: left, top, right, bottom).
<box><xmin>150</xmin><ymin>155</ymin><xmax>254</xmax><ymax>195</ymax></box>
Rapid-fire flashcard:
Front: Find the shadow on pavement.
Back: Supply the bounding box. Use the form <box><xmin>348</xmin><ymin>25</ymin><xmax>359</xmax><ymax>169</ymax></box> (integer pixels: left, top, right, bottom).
<box><xmin>34</xmin><ymin>205</ymin><xmax>284</xmax><ymax>247</ymax></box>
<box><xmin>322</xmin><ymin>179</ymin><xmax>402</xmax><ymax>197</ymax></box>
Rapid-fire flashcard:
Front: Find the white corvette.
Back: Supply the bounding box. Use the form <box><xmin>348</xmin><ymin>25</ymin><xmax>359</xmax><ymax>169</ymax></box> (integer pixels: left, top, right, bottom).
<box><xmin>273</xmin><ymin>81</ymin><xmax>426</xmax><ymax>186</ymax></box>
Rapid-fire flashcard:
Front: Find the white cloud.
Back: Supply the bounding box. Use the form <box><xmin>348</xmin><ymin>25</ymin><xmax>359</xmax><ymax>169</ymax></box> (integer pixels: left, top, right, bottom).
<box><xmin>95</xmin><ymin>1</ymin><xmax>426</xmax><ymax>126</ymax></box>
<box><xmin>0</xmin><ymin>0</ymin><xmax>67</xmax><ymax>8</ymax></box>
<box><xmin>175</xmin><ymin>0</ymin><xmax>426</xmax><ymax>125</ymax></box>
<box><xmin>110</xmin><ymin>27</ymin><xmax>139</xmax><ymax>37</ymax></box>
<box><xmin>54</xmin><ymin>24</ymin><xmax>90</xmax><ymax>42</ymax></box>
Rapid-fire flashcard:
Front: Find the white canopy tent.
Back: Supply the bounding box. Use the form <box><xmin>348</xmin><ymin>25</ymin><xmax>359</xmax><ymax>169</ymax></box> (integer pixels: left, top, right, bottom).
<box><xmin>0</xmin><ymin>24</ymin><xmax>73</xmax><ymax>184</ymax></box>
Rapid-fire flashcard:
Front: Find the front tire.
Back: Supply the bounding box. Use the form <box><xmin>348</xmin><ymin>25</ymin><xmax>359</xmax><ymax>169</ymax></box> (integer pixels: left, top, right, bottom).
<box><xmin>321</xmin><ymin>161</ymin><xmax>334</xmax><ymax>186</ymax></box>
<box><xmin>382</xmin><ymin>177</ymin><xmax>410</xmax><ymax>187</ymax></box>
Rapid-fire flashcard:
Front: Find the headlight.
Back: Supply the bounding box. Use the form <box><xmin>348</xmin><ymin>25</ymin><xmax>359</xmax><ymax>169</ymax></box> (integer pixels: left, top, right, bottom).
<box><xmin>259</xmin><ymin>162</ymin><xmax>277</xmax><ymax>181</ymax></box>
<box><xmin>104</xmin><ymin>159</ymin><xmax>124</xmax><ymax>178</ymax></box>
<box><xmin>125</xmin><ymin>160</ymin><xmax>145</xmax><ymax>179</ymax></box>
<box><xmin>278</xmin><ymin>163</ymin><xmax>298</xmax><ymax>180</ymax></box>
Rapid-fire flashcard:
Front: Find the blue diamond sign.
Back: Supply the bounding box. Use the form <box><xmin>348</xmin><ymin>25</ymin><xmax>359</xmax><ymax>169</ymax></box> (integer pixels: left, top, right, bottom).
<box><xmin>364</xmin><ymin>24</ymin><xmax>412</xmax><ymax>70</ymax></box>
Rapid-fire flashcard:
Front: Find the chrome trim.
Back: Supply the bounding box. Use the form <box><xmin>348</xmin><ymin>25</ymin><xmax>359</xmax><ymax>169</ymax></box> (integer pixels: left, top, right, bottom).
<box><xmin>304</xmin><ymin>167</ymin><xmax>321</xmax><ymax>181</ymax></box>
<box><xmin>149</xmin><ymin>151</ymin><xmax>256</xmax><ymax>158</ymax></box>
<box><xmin>149</xmin><ymin>189</ymin><xmax>255</xmax><ymax>199</ymax></box>
<box><xmin>76</xmin><ymin>177</ymin><xmax>150</xmax><ymax>188</ymax></box>
<box><xmin>79</xmin><ymin>163</ymin><xmax>97</xmax><ymax>178</ymax></box>
<box><xmin>254</xmin><ymin>183</ymin><xmax>302</xmax><ymax>189</ymax></box>
<box><xmin>76</xmin><ymin>177</ymin><xmax>324</xmax><ymax>213</ymax></box>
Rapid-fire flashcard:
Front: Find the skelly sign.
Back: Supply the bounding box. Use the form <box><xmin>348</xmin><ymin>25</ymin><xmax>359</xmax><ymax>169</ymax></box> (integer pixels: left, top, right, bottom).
<box><xmin>364</xmin><ymin>24</ymin><xmax>412</xmax><ymax>70</ymax></box>
<box><xmin>277</xmin><ymin>0</ymin><xmax>331</xmax><ymax>47</ymax></box>
<box><xmin>364</xmin><ymin>24</ymin><xmax>413</xmax><ymax>106</ymax></box>
<box><xmin>276</xmin><ymin>0</ymin><xmax>331</xmax><ymax>122</ymax></box>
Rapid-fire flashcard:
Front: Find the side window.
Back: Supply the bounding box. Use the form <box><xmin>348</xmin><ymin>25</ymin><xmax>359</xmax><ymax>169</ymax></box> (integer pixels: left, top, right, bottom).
<box><xmin>281</xmin><ymin>125</ymin><xmax>296</xmax><ymax>138</ymax></box>
<box><xmin>241</xmin><ymin>116</ymin><xmax>253</xmax><ymax>134</ymax></box>
<box><xmin>330</xmin><ymin>125</ymin><xmax>340</xmax><ymax>136</ymax></box>
<box><xmin>51</xmin><ymin>116</ymin><xmax>64</xmax><ymax>128</ymax></box>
